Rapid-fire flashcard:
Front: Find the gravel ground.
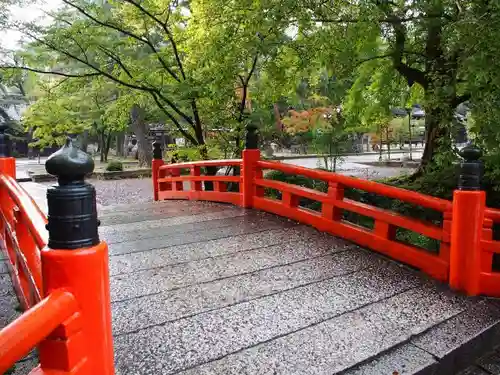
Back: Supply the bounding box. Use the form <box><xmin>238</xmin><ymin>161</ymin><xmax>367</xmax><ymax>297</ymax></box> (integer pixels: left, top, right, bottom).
<box><xmin>41</xmin><ymin>178</ymin><xmax>154</xmax><ymax>207</ymax></box>
<box><xmin>90</xmin><ymin>178</ymin><xmax>154</xmax><ymax>207</ymax></box>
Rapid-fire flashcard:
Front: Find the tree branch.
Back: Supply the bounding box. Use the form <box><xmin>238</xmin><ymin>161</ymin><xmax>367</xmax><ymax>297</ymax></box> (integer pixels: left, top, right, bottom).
<box><xmin>314</xmin><ymin>14</ymin><xmax>451</xmax><ymax>24</ymax></box>
<box><xmin>355</xmin><ymin>53</ymin><xmax>393</xmax><ymax>67</ymax></box>
<box><xmin>238</xmin><ymin>53</ymin><xmax>259</xmax><ymax>122</ymax></box>
<box><xmin>21</xmin><ymin>29</ymin><xmax>195</xmax><ymax>126</ymax></box>
<box><xmin>0</xmin><ymin>66</ymin><xmax>101</xmax><ymax>78</ymax></box>
<box><xmin>150</xmin><ymin>92</ymin><xmax>198</xmax><ymax>145</ymax></box>
<box><xmin>122</xmin><ymin>0</ymin><xmax>186</xmax><ymax>80</ymax></box>
<box><xmin>98</xmin><ymin>45</ymin><xmax>133</xmax><ymax>79</ymax></box>
<box><xmin>60</xmin><ymin>0</ymin><xmax>181</xmax><ymax>82</ymax></box>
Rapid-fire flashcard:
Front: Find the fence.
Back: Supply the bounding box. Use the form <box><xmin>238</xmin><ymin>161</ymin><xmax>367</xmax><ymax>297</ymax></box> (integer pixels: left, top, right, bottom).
<box><xmin>0</xmin><ymin>134</ymin><xmax>114</xmax><ymax>375</ymax></box>
<box><xmin>153</xmin><ymin>130</ymin><xmax>499</xmax><ymax>297</ymax></box>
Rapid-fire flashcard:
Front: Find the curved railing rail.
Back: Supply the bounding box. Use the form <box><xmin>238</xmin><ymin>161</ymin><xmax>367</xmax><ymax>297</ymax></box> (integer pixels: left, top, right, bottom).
<box><xmin>0</xmin><ymin>290</ymin><xmax>77</xmax><ymax>374</ymax></box>
<box><xmin>0</xmin><ymin>173</ymin><xmax>47</xmax><ymax>309</ymax></box>
<box><xmin>157</xmin><ymin>159</ymin><xmax>243</xmax><ymax>205</ymax></box>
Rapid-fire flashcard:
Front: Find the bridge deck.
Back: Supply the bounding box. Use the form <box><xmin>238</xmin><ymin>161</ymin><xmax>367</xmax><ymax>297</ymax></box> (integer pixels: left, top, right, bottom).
<box><xmin>2</xmin><ymin>200</ymin><xmax>500</xmax><ymax>374</ymax></box>
<box><xmin>100</xmin><ymin>200</ymin><xmax>500</xmax><ymax>375</ymax></box>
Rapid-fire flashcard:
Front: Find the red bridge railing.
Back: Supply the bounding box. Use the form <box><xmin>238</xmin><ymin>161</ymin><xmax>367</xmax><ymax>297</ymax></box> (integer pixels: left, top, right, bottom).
<box><xmin>0</xmin><ymin>138</ymin><xmax>114</xmax><ymax>375</ymax></box>
<box><xmin>152</xmin><ymin>140</ymin><xmax>499</xmax><ymax>297</ymax></box>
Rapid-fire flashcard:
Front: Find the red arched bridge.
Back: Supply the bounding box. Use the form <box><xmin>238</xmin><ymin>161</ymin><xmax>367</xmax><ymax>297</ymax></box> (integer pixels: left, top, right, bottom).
<box><xmin>1</xmin><ymin>132</ymin><xmax>500</xmax><ymax>375</ymax></box>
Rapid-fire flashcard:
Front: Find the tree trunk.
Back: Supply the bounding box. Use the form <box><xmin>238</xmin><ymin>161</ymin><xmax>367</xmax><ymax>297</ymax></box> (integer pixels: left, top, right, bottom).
<box><xmin>116</xmin><ymin>133</ymin><xmax>125</xmax><ymax>157</ymax></box>
<box><xmin>27</xmin><ymin>127</ymin><xmax>35</xmax><ymax>159</ymax></box>
<box><xmin>104</xmin><ymin>133</ymin><xmax>112</xmax><ymax>162</ymax></box>
<box><xmin>99</xmin><ymin>131</ymin><xmax>106</xmax><ymax>163</ymax></box>
<box><xmin>130</xmin><ymin>104</ymin><xmax>152</xmax><ymax>168</ymax></box>
<box><xmin>80</xmin><ymin>129</ymin><xmax>89</xmax><ymax>153</ymax></box>
<box><xmin>418</xmin><ymin>104</ymin><xmax>450</xmax><ymax>173</ymax></box>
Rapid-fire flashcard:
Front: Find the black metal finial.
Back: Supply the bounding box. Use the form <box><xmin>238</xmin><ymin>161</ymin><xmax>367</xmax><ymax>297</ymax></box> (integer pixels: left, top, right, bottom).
<box><xmin>457</xmin><ymin>144</ymin><xmax>483</xmax><ymax>191</ymax></box>
<box><xmin>0</xmin><ymin>123</ymin><xmax>11</xmax><ymax>157</ymax></box>
<box><xmin>245</xmin><ymin>123</ymin><xmax>259</xmax><ymax>150</ymax></box>
<box><xmin>153</xmin><ymin>140</ymin><xmax>162</xmax><ymax>160</ymax></box>
<box><xmin>45</xmin><ymin>138</ymin><xmax>99</xmax><ymax>250</ymax></box>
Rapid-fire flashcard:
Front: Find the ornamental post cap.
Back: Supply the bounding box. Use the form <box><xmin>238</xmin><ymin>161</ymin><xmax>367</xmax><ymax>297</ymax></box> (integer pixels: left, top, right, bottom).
<box><xmin>459</xmin><ymin>144</ymin><xmax>482</xmax><ymax>162</ymax></box>
<box><xmin>45</xmin><ymin>137</ymin><xmax>94</xmax><ymax>181</ymax></box>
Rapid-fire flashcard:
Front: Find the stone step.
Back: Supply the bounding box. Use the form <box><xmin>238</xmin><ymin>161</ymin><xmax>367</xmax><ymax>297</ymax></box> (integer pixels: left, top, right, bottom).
<box><xmin>106</xmin><ymin>213</ymin><xmax>295</xmax><ymax>256</ymax></box>
<box><xmin>113</xmin><ymin>274</ymin><xmax>471</xmax><ymax>375</ymax></box>
<box><xmin>108</xmin><ymin>226</ymin><xmax>350</xmax><ymax>276</ymax></box>
<box><xmin>101</xmin><ymin>209</ymin><xmax>248</xmax><ymax>244</ymax></box>
<box><xmin>111</xmin><ymin>249</ymin><xmax>377</xmax><ymax>335</ymax></box>
<box><xmin>109</xmin><ymin>236</ymin><xmax>354</xmax><ymax>302</ymax></box>
<box><xmin>343</xmin><ymin>300</ymin><xmax>500</xmax><ymax>375</ymax></box>
<box><xmin>99</xmin><ymin>200</ymin><xmax>236</xmax><ymax>226</ymax></box>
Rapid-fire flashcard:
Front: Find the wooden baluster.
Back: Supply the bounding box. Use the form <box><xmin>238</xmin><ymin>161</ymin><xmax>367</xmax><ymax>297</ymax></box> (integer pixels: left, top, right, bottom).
<box><xmin>282</xmin><ymin>191</ymin><xmax>299</xmax><ymax>208</ymax></box>
<box><xmin>214</xmin><ymin>181</ymin><xmax>227</xmax><ymax>193</ymax></box>
<box><xmin>152</xmin><ymin>141</ymin><xmax>164</xmax><ymax>201</ymax></box>
<box><xmin>374</xmin><ymin>221</ymin><xmax>396</xmax><ymax>240</ymax></box>
<box><xmin>190</xmin><ymin>166</ymin><xmax>202</xmax><ymax>199</ymax></box>
<box><xmin>242</xmin><ymin>124</ymin><xmax>261</xmax><ymax>207</ymax></box>
<box><xmin>450</xmin><ymin>144</ymin><xmax>485</xmax><ymax>296</ymax></box>
<box><xmin>482</xmin><ymin>218</ymin><xmax>494</xmax><ymax>273</ymax></box>
<box><xmin>171</xmin><ymin>168</ymin><xmax>183</xmax><ymax>192</ymax></box>
<box><xmin>440</xmin><ymin>210</ymin><xmax>452</xmax><ymax>263</ymax></box>
<box><xmin>322</xmin><ymin>182</ymin><xmax>344</xmax><ymax>221</ymax></box>
<box><xmin>14</xmin><ymin>207</ymin><xmax>40</xmax><ymax>308</ymax></box>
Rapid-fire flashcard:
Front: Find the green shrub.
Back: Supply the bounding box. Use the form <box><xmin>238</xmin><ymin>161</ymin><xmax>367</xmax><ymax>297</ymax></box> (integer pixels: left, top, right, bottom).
<box><xmin>105</xmin><ymin>160</ymin><xmax>124</xmax><ymax>172</ymax></box>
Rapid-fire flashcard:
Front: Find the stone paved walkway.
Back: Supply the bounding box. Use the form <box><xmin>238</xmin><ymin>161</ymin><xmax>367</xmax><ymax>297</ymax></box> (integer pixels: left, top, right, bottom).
<box><xmin>100</xmin><ymin>201</ymin><xmax>500</xmax><ymax>375</ymax></box>
<box><xmin>2</xmin><ymin>200</ymin><xmax>500</xmax><ymax>374</ymax></box>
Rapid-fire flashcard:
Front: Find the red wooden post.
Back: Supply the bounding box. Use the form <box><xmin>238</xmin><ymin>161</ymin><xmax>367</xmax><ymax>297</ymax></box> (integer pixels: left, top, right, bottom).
<box><xmin>37</xmin><ymin>138</ymin><xmax>114</xmax><ymax>375</ymax></box>
<box><xmin>450</xmin><ymin>145</ymin><xmax>485</xmax><ymax>296</ymax></box>
<box><xmin>242</xmin><ymin>149</ymin><xmax>260</xmax><ymax>208</ymax></box>
<box><xmin>242</xmin><ymin>124</ymin><xmax>260</xmax><ymax>208</ymax></box>
<box><xmin>39</xmin><ymin>242</ymin><xmax>114</xmax><ymax>374</ymax></box>
<box><xmin>191</xmin><ymin>166</ymin><xmax>202</xmax><ymax>195</ymax></box>
<box><xmin>152</xmin><ymin>141</ymin><xmax>164</xmax><ymax>201</ymax></box>
<box><xmin>322</xmin><ymin>182</ymin><xmax>344</xmax><ymax>221</ymax></box>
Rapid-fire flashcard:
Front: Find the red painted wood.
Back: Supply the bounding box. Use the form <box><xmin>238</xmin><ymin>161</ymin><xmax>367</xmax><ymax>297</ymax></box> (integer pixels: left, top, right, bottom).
<box><xmin>450</xmin><ymin>191</ymin><xmax>485</xmax><ymax>296</ymax></box>
<box><xmin>257</xmin><ymin>160</ymin><xmax>452</xmax><ymax>212</ymax></box>
<box><xmin>159</xmin><ymin>159</ymin><xmax>242</xmax><ymax>170</ymax></box>
<box><xmin>159</xmin><ymin>176</ymin><xmax>241</xmax><ymax>183</ymax></box>
<box><xmin>337</xmin><ymin>199</ymin><xmax>446</xmax><ymax>241</ymax></box>
<box><xmin>480</xmin><ymin>272</ymin><xmax>500</xmax><ymax>298</ymax></box>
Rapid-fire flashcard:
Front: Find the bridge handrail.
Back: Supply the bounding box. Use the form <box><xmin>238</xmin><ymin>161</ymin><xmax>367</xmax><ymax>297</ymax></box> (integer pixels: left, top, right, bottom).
<box><xmin>0</xmin><ymin>174</ymin><xmax>48</xmax><ymax>248</ymax></box>
<box><xmin>154</xmin><ymin>158</ymin><xmax>244</xmax><ymax>205</ymax></box>
<box><xmin>0</xmin><ymin>289</ymin><xmax>77</xmax><ymax>374</ymax></box>
<box><xmin>257</xmin><ymin>160</ymin><xmax>452</xmax><ymax>213</ymax></box>
<box><xmin>0</xmin><ymin>174</ymin><xmax>47</xmax><ymax>308</ymax></box>
<box><xmin>159</xmin><ymin>159</ymin><xmax>242</xmax><ymax>170</ymax></box>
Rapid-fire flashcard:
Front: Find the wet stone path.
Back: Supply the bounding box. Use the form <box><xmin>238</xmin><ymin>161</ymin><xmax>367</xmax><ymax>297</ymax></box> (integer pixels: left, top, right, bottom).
<box><xmin>2</xmin><ymin>200</ymin><xmax>500</xmax><ymax>374</ymax></box>
<box><xmin>100</xmin><ymin>200</ymin><xmax>500</xmax><ymax>375</ymax></box>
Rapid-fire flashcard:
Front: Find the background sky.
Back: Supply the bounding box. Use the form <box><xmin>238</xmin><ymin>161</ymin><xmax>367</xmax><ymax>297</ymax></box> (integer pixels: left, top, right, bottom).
<box><xmin>2</xmin><ymin>0</ymin><xmax>62</xmax><ymax>50</ymax></box>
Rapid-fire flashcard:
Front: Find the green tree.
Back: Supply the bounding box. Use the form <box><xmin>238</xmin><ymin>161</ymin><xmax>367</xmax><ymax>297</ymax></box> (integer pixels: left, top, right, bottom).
<box><xmin>267</xmin><ymin>0</ymin><xmax>476</xmax><ymax>172</ymax></box>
